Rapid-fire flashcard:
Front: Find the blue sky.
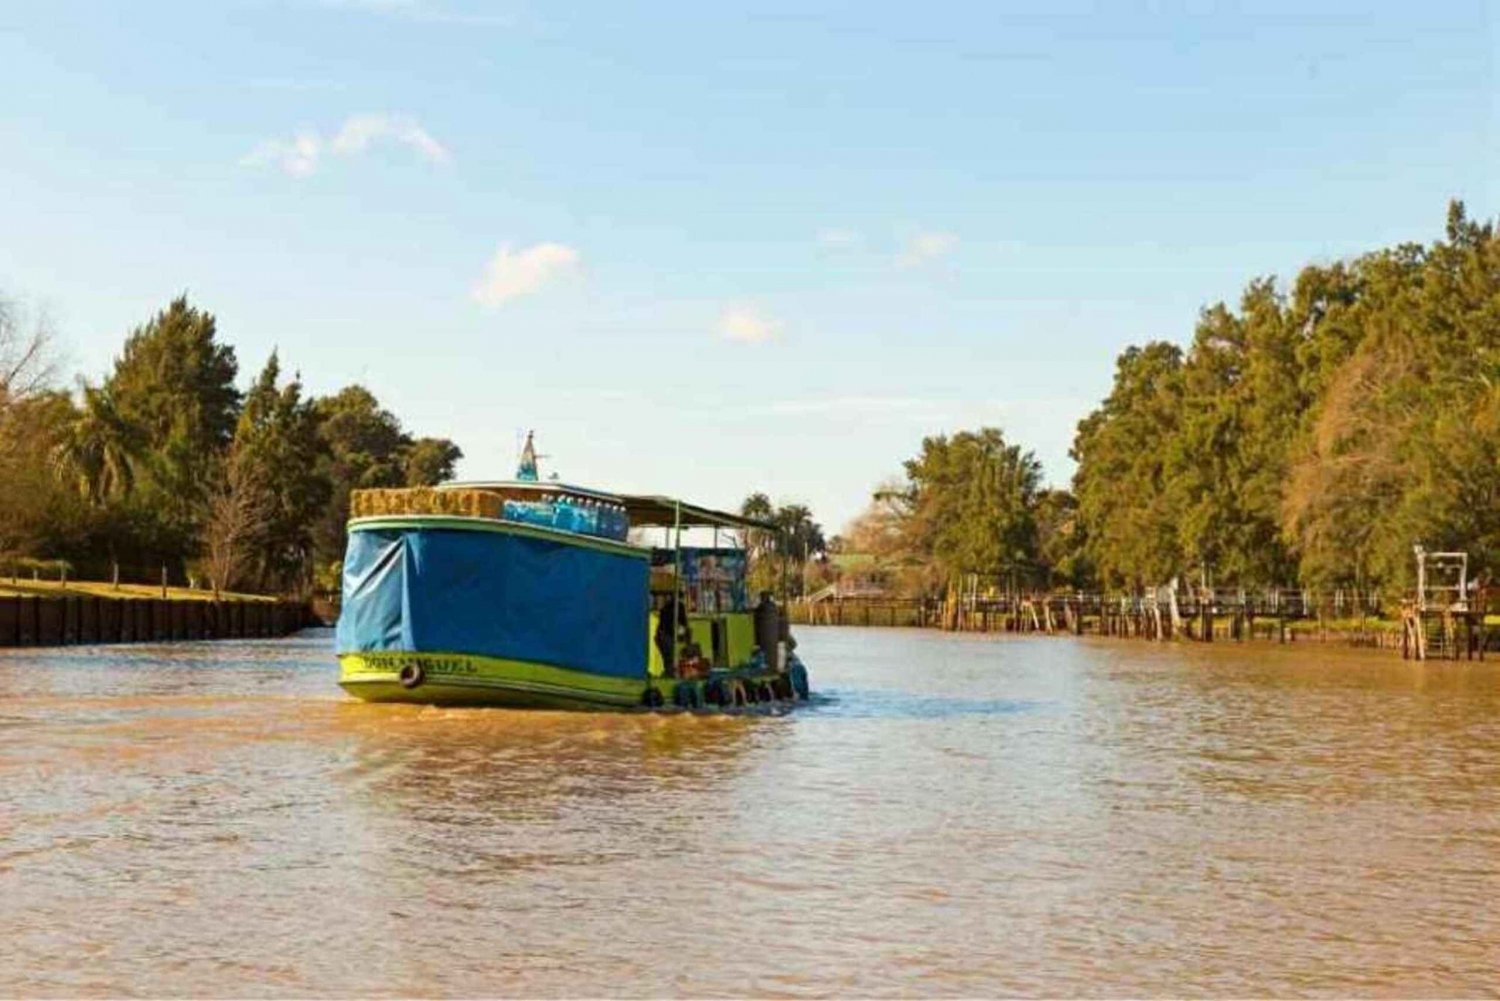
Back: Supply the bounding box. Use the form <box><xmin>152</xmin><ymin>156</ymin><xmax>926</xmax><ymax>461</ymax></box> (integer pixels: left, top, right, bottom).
<box><xmin>1</xmin><ymin>0</ymin><xmax>1494</xmax><ymax>532</ymax></box>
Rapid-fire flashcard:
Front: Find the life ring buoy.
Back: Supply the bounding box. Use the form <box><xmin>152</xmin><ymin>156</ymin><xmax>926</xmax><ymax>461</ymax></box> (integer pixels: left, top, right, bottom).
<box><xmin>398</xmin><ymin>662</ymin><xmax>425</xmax><ymax>689</ymax></box>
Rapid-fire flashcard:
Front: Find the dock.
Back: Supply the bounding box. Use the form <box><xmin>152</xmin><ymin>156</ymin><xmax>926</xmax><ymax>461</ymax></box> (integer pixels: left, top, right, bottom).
<box><xmin>790</xmin><ymin>588</ymin><xmax>1494</xmax><ymax>661</ymax></box>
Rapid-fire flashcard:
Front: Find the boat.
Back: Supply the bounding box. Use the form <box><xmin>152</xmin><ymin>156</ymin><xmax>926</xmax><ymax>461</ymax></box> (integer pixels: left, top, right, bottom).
<box><xmin>335</xmin><ymin>434</ymin><xmax>812</xmax><ymax>710</ymax></box>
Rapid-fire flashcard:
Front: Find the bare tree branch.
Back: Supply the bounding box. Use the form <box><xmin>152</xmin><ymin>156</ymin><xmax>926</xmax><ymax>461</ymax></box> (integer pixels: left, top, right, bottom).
<box><xmin>0</xmin><ymin>298</ymin><xmax>59</xmax><ymax>406</ymax></box>
<box><xmin>204</xmin><ymin>452</ymin><xmax>275</xmax><ymax>598</ymax></box>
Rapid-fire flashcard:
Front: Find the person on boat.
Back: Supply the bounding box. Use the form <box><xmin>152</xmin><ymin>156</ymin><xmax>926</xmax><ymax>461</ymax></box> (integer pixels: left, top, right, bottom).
<box><xmin>654</xmin><ymin>592</ymin><xmax>689</xmax><ymax>674</ymax></box>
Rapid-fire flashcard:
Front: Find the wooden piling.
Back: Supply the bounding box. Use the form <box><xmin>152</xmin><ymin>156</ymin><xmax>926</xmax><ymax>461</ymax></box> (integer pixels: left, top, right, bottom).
<box><xmin>37</xmin><ymin>600</ymin><xmax>62</xmax><ymax>645</ymax></box>
<box><xmin>79</xmin><ymin>597</ymin><xmax>100</xmax><ymax>644</ymax></box>
<box><xmin>0</xmin><ymin>596</ymin><xmax>19</xmax><ymax>646</ymax></box>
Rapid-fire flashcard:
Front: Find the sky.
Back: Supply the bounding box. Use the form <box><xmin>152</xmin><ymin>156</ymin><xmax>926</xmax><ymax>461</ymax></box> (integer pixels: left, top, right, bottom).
<box><xmin>1</xmin><ymin>0</ymin><xmax>1494</xmax><ymax>533</ymax></box>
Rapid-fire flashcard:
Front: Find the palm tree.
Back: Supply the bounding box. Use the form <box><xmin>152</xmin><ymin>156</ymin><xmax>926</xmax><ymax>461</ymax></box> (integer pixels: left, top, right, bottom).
<box><xmin>51</xmin><ymin>384</ymin><xmax>140</xmax><ymax>506</ymax></box>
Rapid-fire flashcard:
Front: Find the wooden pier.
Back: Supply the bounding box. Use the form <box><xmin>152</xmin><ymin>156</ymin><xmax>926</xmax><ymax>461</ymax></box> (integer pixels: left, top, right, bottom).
<box><xmin>790</xmin><ymin>589</ymin><xmax>1494</xmax><ymax>660</ymax></box>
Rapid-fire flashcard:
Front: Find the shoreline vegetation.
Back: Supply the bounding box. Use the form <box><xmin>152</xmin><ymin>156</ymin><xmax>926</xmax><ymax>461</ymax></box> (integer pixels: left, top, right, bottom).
<box><xmin>0</xmin><ymin>296</ymin><xmax>461</xmax><ymax>602</ymax></box>
<box><xmin>759</xmin><ymin>203</ymin><xmax>1500</xmax><ymax>650</ymax></box>
<box><xmin>4</xmin><ymin>202</ymin><xmax>1499</xmax><ymax>655</ymax></box>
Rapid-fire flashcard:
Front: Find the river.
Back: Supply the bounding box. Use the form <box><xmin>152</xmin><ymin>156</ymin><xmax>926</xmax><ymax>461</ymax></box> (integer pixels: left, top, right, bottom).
<box><xmin>2</xmin><ymin>627</ymin><xmax>1498</xmax><ymax>997</ymax></box>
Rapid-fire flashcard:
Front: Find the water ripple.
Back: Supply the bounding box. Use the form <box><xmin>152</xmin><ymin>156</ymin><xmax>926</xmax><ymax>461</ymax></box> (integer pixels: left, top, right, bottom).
<box><xmin>2</xmin><ymin>626</ymin><xmax>1499</xmax><ymax>996</ymax></box>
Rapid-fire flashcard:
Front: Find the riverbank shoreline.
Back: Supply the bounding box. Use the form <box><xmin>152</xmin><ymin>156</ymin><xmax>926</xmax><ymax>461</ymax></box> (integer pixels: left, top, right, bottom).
<box><xmin>790</xmin><ymin>599</ymin><xmax>1493</xmax><ymax>660</ymax></box>
<box><xmin>0</xmin><ymin>592</ymin><xmax>315</xmax><ymax>648</ymax></box>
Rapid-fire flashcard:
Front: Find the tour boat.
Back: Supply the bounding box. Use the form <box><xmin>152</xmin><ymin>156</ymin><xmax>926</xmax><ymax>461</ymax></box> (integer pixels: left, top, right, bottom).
<box><xmin>335</xmin><ymin>434</ymin><xmax>811</xmax><ymax>710</ymax></box>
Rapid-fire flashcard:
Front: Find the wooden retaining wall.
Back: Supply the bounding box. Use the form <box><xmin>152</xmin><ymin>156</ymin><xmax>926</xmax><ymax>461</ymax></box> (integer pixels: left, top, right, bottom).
<box><xmin>0</xmin><ymin>596</ymin><xmax>314</xmax><ymax>649</ymax></box>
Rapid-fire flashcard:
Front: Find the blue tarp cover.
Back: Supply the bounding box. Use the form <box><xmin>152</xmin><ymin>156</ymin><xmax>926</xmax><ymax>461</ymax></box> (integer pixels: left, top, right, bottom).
<box><xmin>336</xmin><ymin>526</ymin><xmax>649</xmax><ymax>678</ymax></box>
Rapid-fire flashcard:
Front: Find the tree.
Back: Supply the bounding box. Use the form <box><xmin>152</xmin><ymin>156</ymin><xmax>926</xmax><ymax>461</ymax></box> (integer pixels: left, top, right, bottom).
<box><xmin>772</xmin><ymin>504</ymin><xmax>826</xmax><ymax>562</ymax></box>
<box><xmin>1034</xmin><ymin>488</ymin><xmax>1088</xmax><ymax>588</ymax></box>
<box><xmin>0</xmin><ymin>299</ymin><xmax>67</xmax><ymax>563</ymax></box>
<box><xmin>737</xmin><ymin>493</ymin><xmax>826</xmax><ymax>596</ymax></box>
<box><xmin>1282</xmin><ymin>203</ymin><xmax>1500</xmax><ymax>591</ymax></box>
<box><xmin>103</xmin><ymin>296</ymin><xmax>240</xmax><ymax>565</ymax></box>
<box><xmin>203</xmin><ymin>446</ymin><xmax>274</xmax><ymax>597</ymax></box>
<box><xmin>0</xmin><ymin>297</ymin><xmax>56</xmax><ymax>407</ymax></box>
<box><xmin>0</xmin><ymin>393</ymin><xmax>78</xmax><ymax>567</ymax></box>
<box><xmin>0</xmin><ymin>292</ymin><xmax>467</xmax><ymax>593</ymax></box>
<box><xmin>1072</xmin><ymin>342</ymin><xmax>1186</xmax><ymax>588</ymax></box>
<box><xmin>50</xmin><ymin>385</ymin><xmax>141</xmax><ymax>506</ymax></box>
<box><xmin>106</xmin><ymin>296</ymin><xmax>240</xmax><ymax>453</ymax></box>
<box><xmin>404</xmin><ymin>437</ymin><xmax>463</xmax><ymax>486</ymax></box>
<box><xmin>230</xmin><ymin>353</ymin><xmax>330</xmax><ymax>591</ymax></box>
<box><xmin>843</xmin><ymin>479</ymin><xmax>910</xmax><ymax>558</ymax></box>
<box><xmin>772</xmin><ymin>503</ymin><xmax>826</xmax><ymax>597</ymax></box>
<box><xmin>897</xmin><ymin>427</ymin><xmax>1042</xmax><ymax>584</ymax></box>
<box><xmin>737</xmin><ymin>492</ymin><xmax>776</xmax><ymax>583</ymax></box>
<box><xmin>311</xmin><ymin>384</ymin><xmax>462</xmax><ymax>568</ymax></box>
<box><xmin>1073</xmin><ymin>201</ymin><xmax>1500</xmax><ymax>598</ymax></box>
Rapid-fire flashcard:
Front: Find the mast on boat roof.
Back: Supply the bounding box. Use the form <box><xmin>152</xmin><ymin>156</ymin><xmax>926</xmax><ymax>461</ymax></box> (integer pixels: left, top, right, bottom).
<box><xmin>516</xmin><ymin>430</ymin><xmax>539</xmax><ymax>482</ymax></box>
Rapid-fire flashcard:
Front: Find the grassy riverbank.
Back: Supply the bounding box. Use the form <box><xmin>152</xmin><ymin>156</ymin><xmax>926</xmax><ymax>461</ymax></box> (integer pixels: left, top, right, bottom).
<box><xmin>0</xmin><ymin>579</ymin><xmax>277</xmax><ymax>602</ymax></box>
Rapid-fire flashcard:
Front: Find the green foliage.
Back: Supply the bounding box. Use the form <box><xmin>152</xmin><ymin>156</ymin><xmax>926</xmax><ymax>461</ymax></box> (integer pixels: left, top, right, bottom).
<box><xmin>901</xmin><ymin>428</ymin><xmax>1042</xmax><ymax>579</ymax></box>
<box><xmin>404</xmin><ymin>437</ymin><xmax>464</xmax><ymax>487</ymax></box>
<box><xmin>842</xmin><ymin>432</ymin><xmax>1068</xmax><ymax>594</ymax></box>
<box><xmin>771</xmin><ymin>504</ymin><xmax>826</xmax><ymax>561</ymax></box>
<box><xmin>102</xmin><ymin>296</ymin><xmax>241</xmax><ymax>561</ymax></box>
<box><xmin>107</xmin><ymin>297</ymin><xmax>240</xmax><ymax>453</ymax></box>
<box><xmin>309</xmin><ymin>385</ymin><xmax>463</xmax><ymax>568</ymax></box>
<box><xmin>0</xmin><ymin>293</ymin><xmax>462</xmax><ymax>594</ymax></box>
<box><xmin>1034</xmin><ymin>488</ymin><xmax>1089</xmax><ymax>588</ymax></box>
<box><xmin>51</xmin><ymin>385</ymin><xmax>142</xmax><ymax>506</ymax></box>
<box><xmin>1075</xmin><ymin>201</ymin><xmax>1500</xmax><ymax>595</ymax></box>
<box><xmin>0</xmin><ymin>392</ymin><xmax>81</xmax><ymax>562</ymax></box>
<box><xmin>1072</xmin><ymin>342</ymin><xmax>1186</xmax><ymax>587</ymax></box>
<box><xmin>228</xmin><ymin>353</ymin><xmax>330</xmax><ymax>590</ymax></box>
<box><xmin>738</xmin><ymin>493</ymin><xmax>826</xmax><ymax>597</ymax></box>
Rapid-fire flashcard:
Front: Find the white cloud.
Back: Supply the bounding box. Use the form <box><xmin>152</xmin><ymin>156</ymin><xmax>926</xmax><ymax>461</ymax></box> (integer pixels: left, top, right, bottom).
<box><xmin>331</xmin><ymin>113</ymin><xmax>450</xmax><ymax>164</ymax></box>
<box><xmin>241</xmin><ymin>131</ymin><xmax>322</xmax><ymax>177</ymax></box>
<box><xmin>718</xmin><ymin>305</ymin><xmax>782</xmax><ymax>345</ymax></box>
<box><xmin>471</xmin><ymin>242</ymin><xmax>580</xmax><ymax>308</ymax></box>
<box><xmin>241</xmin><ymin>113</ymin><xmax>449</xmax><ymax>176</ymax></box>
<box><xmin>900</xmin><ymin>230</ymin><xmax>959</xmax><ymax>266</ymax></box>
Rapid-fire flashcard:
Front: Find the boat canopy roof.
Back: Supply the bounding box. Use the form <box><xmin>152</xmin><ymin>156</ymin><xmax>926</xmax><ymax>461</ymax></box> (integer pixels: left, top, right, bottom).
<box><xmin>618</xmin><ymin>494</ymin><xmax>775</xmax><ymax>531</ymax></box>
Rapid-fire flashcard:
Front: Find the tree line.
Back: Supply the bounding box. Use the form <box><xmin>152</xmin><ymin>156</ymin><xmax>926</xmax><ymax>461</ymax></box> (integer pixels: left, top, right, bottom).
<box><xmin>0</xmin><ymin>296</ymin><xmax>460</xmax><ymax>595</ymax></box>
<box><xmin>842</xmin><ymin>202</ymin><xmax>1500</xmax><ymax>599</ymax></box>
<box><xmin>7</xmin><ymin>201</ymin><xmax>1493</xmax><ymax>602</ymax></box>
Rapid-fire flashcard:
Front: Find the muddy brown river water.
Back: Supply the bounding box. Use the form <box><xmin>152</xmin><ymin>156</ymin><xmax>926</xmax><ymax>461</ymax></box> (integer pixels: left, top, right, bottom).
<box><xmin>2</xmin><ymin>627</ymin><xmax>1498</xmax><ymax>997</ymax></box>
